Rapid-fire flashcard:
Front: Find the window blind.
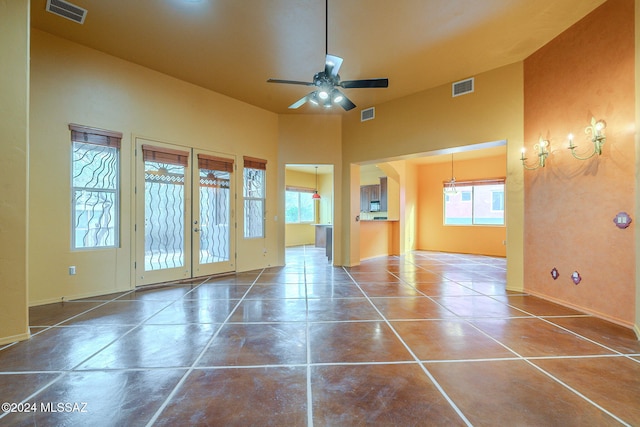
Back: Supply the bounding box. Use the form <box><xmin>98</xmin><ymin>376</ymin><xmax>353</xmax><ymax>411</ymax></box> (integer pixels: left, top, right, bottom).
<box><xmin>69</xmin><ymin>124</ymin><xmax>122</xmax><ymax>148</ymax></box>
<box><xmin>243</xmin><ymin>156</ymin><xmax>267</xmax><ymax>170</ymax></box>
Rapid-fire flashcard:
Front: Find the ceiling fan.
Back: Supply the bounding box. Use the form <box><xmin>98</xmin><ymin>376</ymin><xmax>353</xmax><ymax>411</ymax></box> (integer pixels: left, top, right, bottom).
<box><xmin>267</xmin><ymin>0</ymin><xmax>389</xmax><ymax>111</ymax></box>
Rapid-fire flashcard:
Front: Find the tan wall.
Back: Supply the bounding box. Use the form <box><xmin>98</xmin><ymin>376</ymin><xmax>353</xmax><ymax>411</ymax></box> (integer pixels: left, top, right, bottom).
<box><xmin>278</xmin><ymin>115</ymin><xmax>342</xmax><ymax>264</ymax></box>
<box><xmin>29</xmin><ymin>30</ymin><xmax>279</xmax><ymax>304</ymax></box>
<box><xmin>0</xmin><ymin>0</ymin><xmax>30</xmax><ymax>344</ymax></box>
<box><xmin>341</xmin><ymin>63</ymin><xmax>524</xmax><ymax>286</ymax></box>
<box><xmin>417</xmin><ymin>154</ymin><xmax>507</xmax><ymax>256</ymax></box>
<box><xmin>523</xmin><ymin>0</ymin><xmax>636</xmax><ymax>327</ymax></box>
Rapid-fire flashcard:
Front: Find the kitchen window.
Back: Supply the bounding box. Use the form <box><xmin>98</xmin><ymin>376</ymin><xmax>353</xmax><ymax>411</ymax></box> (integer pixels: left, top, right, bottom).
<box><xmin>285</xmin><ymin>187</ymin><xmax>315</xmax><ymax>224</ymax></box>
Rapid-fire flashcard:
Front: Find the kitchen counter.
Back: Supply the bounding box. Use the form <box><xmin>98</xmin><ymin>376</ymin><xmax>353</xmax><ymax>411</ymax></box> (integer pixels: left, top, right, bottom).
<box><xmin>359</xmin><ymin>219</ymin><xmax>399</xmax><ymax>260</ymax></box>
<box><xmin>311</xmin><ymin>224</ymin><xmax>333</xmax><ymax>261</ymax></box>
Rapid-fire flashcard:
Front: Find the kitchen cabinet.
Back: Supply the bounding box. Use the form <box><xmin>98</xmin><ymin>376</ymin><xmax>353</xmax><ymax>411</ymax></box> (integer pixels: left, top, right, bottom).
<box><xmin>360</xmin><ymin>184</ymin><xmax>380</xmax><ymax>212</ymax></box>
<box><xmin>380</xmin><ymin>177</ymin><xmax>388</xmax><ymax>212</ymax></box>
<box><xmin>360</xmin><ymin>177</ymin><xmax>388</xmax><ymax>212</ymax></box>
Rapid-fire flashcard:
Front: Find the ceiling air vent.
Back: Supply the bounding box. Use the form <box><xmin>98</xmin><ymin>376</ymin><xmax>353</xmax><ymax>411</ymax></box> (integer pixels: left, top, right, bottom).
<box><xmin>46</xmin><ymin>0</ymin><xmax>87</xmax><ymax>24</ymax></box>
<box><xmin>452</xmin><ymin>77</ymin><xmax>474</xmax><ymax>97</ymax></box>
<box><xmin>361</xmin><ymin>107</ymin><xmax>375</xmax><ymax>122</ymax></box>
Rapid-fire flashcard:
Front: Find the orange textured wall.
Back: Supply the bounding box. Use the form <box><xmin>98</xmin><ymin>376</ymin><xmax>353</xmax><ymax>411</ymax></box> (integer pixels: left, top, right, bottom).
<box><xmin>417</xmin><ymin>154</ymin><xmax>507</xmax><ymax>256</ymax></box>
<box><xmin>523</xmin><ymin>0</ymin><xmax>636</xmax><ymax>326</ymax></box>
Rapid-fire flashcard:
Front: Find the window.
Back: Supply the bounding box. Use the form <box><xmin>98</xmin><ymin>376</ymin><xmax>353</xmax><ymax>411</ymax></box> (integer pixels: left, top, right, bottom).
<box><xmin>285</xmin><ymin>187</ymin><xmax>315</xmax><ymax>223</ymax></box>
<box><xmin>70</xmin><ymin>124</ymin><xmax>122</xmax><ymax>249</ymax></box>
<box><xmin>243</xmin><ymin>156</ymin><xmax>267</xmax><ymax>238</ymax></box>
<box><xmin>444</xmin><ymin>179</ymin><xmax>505</xmax><ymax>226</ymax></box>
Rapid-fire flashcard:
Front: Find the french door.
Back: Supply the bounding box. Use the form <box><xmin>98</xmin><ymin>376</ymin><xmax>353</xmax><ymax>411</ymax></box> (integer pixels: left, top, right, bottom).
<box><xmin>135</xmin><ymin>138</ymin><xmax>236</xmax><ymax>286</ymax></box>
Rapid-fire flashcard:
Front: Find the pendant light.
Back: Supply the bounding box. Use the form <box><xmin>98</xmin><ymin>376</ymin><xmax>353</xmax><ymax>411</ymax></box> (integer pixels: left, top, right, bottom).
<box><xmin>312</xmin><ymin>166</ymin><xmax>321</xmax><ymax>199</ymax></box>
<box><xmin>443</xmin><ymin>154</ymin><xmax>457</xmax><ymax>194</ymax></box>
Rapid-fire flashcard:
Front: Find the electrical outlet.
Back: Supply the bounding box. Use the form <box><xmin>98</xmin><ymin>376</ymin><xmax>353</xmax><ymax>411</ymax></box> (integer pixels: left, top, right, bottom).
<box><xmin>69</xmin><ymin>266</ymin><xmax>76</xmax><ymax>275</ymax></box>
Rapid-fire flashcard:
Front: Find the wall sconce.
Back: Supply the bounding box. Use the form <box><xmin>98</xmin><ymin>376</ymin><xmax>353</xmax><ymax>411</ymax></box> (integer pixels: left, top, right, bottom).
<box><xmin>521</xmin><ymin>137</ymin><xmax>549</xmax><ymax>170</ymax></box>
<box><xmin>568</xmin><ymin>117</ymin><xmax>606</xmax><ymax>160</ymax></box>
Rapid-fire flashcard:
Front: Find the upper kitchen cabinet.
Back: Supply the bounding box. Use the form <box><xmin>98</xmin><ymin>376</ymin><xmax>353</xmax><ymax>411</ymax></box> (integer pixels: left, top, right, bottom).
<box><xmin>360</xmin><ymin>184</ymin><xmax>380</xmax><ymax>212</ymax></box>
<box><xmin>379</xmin><ymin>177</ymin><xmax>388</xmax><ymax>212</ymax></box>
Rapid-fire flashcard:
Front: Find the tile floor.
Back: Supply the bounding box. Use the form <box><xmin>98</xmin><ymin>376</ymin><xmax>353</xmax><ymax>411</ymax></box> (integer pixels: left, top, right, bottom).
<box><xmin>1</xmin><ymin>247</ymin><xmax>639</xmax><ymax>426</ymax></box>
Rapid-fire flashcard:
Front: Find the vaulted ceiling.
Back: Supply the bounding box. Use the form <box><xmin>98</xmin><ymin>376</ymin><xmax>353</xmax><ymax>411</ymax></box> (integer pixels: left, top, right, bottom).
<box><xmin>31</xmin><ymin>0</ymin><xmax>606</xmax><ymax>115</ymax></box>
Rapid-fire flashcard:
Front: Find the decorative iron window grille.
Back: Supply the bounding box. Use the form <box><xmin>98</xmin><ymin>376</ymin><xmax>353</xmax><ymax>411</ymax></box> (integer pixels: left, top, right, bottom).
<box><xmin>70</xmin><ymin>124</ymin><xmax>122</xmax><ymax>249</ymax></box>
<box><xmin>243</xmin><ymin>157</ymin><xmax>267</xmax><ymax>239</ymax></box>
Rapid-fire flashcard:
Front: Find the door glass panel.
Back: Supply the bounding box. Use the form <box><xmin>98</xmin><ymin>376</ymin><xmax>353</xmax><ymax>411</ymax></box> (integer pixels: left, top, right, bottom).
<box><xmin>144</xmin><ymin>161</ymin><xmax>185</xmax><ymax>271</ymax></box>
<box><xmin>199</xmin><ymin>169</ymin><xmax>231</xmax><ymax>264</ymax></box>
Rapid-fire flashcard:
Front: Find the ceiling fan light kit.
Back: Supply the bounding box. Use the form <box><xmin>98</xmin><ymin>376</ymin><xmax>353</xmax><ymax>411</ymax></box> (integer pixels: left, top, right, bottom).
<box><xmin>267</xmin><ymin>1</ymin><xmax>388</xmax><ymax>111</ymax></box>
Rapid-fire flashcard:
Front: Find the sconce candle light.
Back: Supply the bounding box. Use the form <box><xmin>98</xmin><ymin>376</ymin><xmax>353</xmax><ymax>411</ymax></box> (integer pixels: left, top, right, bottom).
<box><xmin>568</xmin><ymin>117</ymin><xmax>606</xmax><ymax>160</ymax></box>
<box><xmin>521</xmin><ymin>137</ymin><xmax>549</xmax><ymax>170</ymax></box>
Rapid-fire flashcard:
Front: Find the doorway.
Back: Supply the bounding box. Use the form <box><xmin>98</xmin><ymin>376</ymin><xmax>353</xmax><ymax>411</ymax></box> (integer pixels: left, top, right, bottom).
<box><xmin>284</xmin><ymin>164</ymin><xmax>334</xmax><ymax>264</ymax></box>
<box><xmin>135</xmin><ymin>138</ymin><xmax>236</xmax><ymax>286</ymax></box>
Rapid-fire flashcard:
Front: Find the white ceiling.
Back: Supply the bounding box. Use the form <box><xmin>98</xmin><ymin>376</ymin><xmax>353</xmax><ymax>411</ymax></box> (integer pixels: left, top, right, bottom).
<box><xmin>31</xmin><ymin>0</ymin><xmax>606</xmax><ymax>115</ymax></box>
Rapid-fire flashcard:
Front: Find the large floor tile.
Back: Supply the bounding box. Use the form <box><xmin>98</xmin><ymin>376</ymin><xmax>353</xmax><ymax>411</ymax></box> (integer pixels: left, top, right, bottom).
<box><xmin>228</xmin><ymin>299</ymin><xmax>308</xmax><ymax>323</ymax></box>
<box><xmin>144</xmin><ymin>299</ymin><xmax>237</xmax><ymax>324</ymax></box>
<box><xmin>412</xmin><ymin>282</ymin><xmax>481</xmax><ymax>297</ymax></box>
<box><xmin>0</xmin><ymin>325</ymin><xmax>130</xmax><ymax>371</ymax></box>
<box><xmin>29</xmin><ymin>301</ymin><xmax>106</xmax><ymax>326</ymax></box>
<box><xmin>347</xmin><ymin>272</ymin><xmax>402</xmax><ymax>283</ymax></box>
<box><xmin>79</xmin><ymin>324</ymin><xmax>216</xmax><ymax>369</ymax></box>
<box><xmin>396</xmin><ymin>270</ymin><xmax>447</xmax><ymax>284</ymax></box>
<box><xmin>244</xmin><ymin>283</ymin><xmax>307</xmax><ymax>299</ymax></box>
<box><xmin>434</xmin><ymin>295</ymin><xmax>530</xmax><ymax>318</ymax></box>
<box><xmin>532</xmin><ymin>356</ymin><xmax>640</xmax><ymax>425</ymax></box>
<box><xmin>312</xmin><ymin>363</ymin><xmax>467</xmax><ymax>426</ymax></box>
<box><xmin>472</xmin><ymin>318</ymin><xmax>616</xmax><ymax>357</ymax></box>
<box><xmin>371</xmin><ymin>297</ymin><xmax>458</xmax><ymax>320</ymax></box>
<box><xmin>255</xmin><ymin>272</ymin><xmax>306</xmax><ymax>284</ymax></box>
<box><xmin>306</xmin><ymin>282</ymin><xmax>364</xmax><ymax>298</ymax></box>
<box><xmin>115</xmin><ymin>285</ymin><xmax>193</xmax><ymax>301</ymax></box>
<box><xmin>6</xmin><ymin>248</ymin><xmax>637</xmax><ymax>426</ymax></box>
<box><xmin>154</xmin><ymin>367</ymin><xmax>307</xmax><ymax>426</ymax></box>
<box><xmin>309</xmin><ymin>321</ymin><xmax>413</xmax><ymax>363</ymax></box>
<box><xmin>307</xmin><ymin>298</ymin><xmax>382</xmax><ymax>321</ymax></box>
<box><xmin>496</xmin><ymin>295</ymin><xmax>585</xmax><ymax>316</ymax></box>
<box><xmin>183</xmin><ymin>283</ymin><xmax>250</xmax><ymax>300</ymax></box>
<box><xmin>197</xmin><ymin>323</ymin><xmax>306</xmax><ymax>366</ymax></box>
<box><xmin>1</xmin><ymin>369</ymin><xmax>185</xmax><ymax>426</ymax></box>
<box><xmin>426</xmin><ymin>359</ymin><xmax>623</xmax><ymax>426</ymax></box>
<box><xmin>61</xmin><ymin>300</ymin><xmax>172</xmax><ymax>326</ymax></box>
<box><xmin>0</xmin><ymin>372</ymin><xmax>61</xmax><ymax>405</ymax></box>
<box><xmin>357</xmin><ymin>283</ymin><xmax>423</xmax><ymax>297</ymax></box>
<box><xmin>546</xmin><ymin>316</ymin><xmax>640</xmax><ymax>354</ymax></box>
<box><xmin>392</xmin><ymin>320</ymin><xmax>516</xmax><ymax>360</ymax></box>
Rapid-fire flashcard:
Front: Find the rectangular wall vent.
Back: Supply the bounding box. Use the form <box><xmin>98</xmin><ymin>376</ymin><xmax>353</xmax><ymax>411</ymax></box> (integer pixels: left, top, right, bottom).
<box><xmin>361</xmin><ymin>107</ymin><xmax>375</xmax><ymax>122</ymax></box>
<box><xmin>452</xmin><ymin>78</ymin><xmax>474</xmax><ymax>97</ymax></box>
<box><xmin>46</xmin><ymin>0</ymin><xmax>87</xmax><ymax>24</ymax></box>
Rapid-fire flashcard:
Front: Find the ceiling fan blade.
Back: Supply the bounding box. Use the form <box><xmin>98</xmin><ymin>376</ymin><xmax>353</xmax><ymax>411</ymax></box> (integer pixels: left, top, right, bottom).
<box><xmin>325</xmin><ymin>54</ymin><xmax>343</xmax><ymax>77</ymax></box>
<box><xmin>336</xmin><ymin>92</ymin><xmax>356</xmax><ymax>111</ymax></box>
<box><xmin>288</xmin><ymin>92</ymin><xmax>316</xmax><ymax>109</ymax></box>
<box><xmin>339</xmin><ymin>78</ymin><xmax>389</xmax><ymax>89</ymax></box>
<box><xmin>267</xmin><ymin>78</ymin><xmax>315</xmax><ymax>86</ymax></box>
